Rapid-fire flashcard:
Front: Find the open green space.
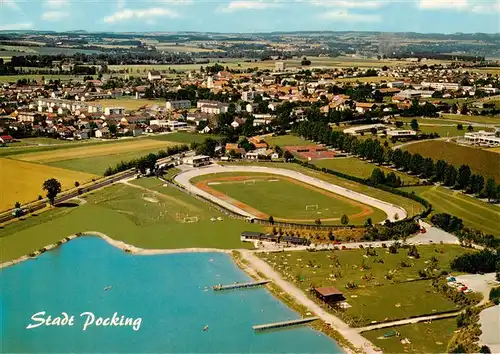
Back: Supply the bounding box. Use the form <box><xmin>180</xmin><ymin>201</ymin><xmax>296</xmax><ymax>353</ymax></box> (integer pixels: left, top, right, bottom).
<box><xmin>0</xmin><ymin>74</ymin><xmax>87</xmax><ymax>83</ymax></box>
<box><xmin>151</xmin><ymin>132</ymin><xmax>222</xmax><ymax>144</ymax></box>
<box><xmin>403</xmin><ymin>140</ymin><xmax>500</xmax><ymax>182</ymax></box>
<box><xmin>222</xmin><ymin>161</ymin><xmax>425</xmax><ymax>218</ymax></box>
<box><xmin>418</xmin><ymin>125</ymin><xmax>493</xmax><ymax>137</ymax></box>
<box><xmin>312</xmin><ymin>158</ymin><xmax>419</xmax><ymax>185</ymax></box>
<box><xmin>400</xmin><ymin>185</ymin><xmax>500</xmax><ymax>236</ymax></box>
<box><xmin>263</xmin><ymin>134</ymin><xmax>314</xmax><ymax>148</ymax></box>
<box><xmin>362</xmin><ymin>318</ymin><xmax>458</xmax><ymax>353</ymax></box>
<box><xmin>440</xmin><ymin>114</ymin><xmax>500</xmax><ymax>125</ymax></box>
<box><xmin>258</xmin><ymin>244</ymin><xmax>473</xmax><ymax>327</ymax></box>
<box><xmin>195</xmin><ymin>172</ymin><xmax>378</xmax><ymax>223</ymax></box>
<box><xmin>47</xmin><ymin>148</ymin><xmax>167</xmax><ymax>175</ymax></box>
<box><xmin>0</xmin><ymin>179</ymin><xmax>259</xmax><ymax>262</ymax></box>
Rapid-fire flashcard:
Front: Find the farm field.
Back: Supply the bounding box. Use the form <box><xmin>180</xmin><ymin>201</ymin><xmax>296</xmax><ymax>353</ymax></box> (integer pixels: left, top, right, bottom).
<box><xmin>222</xmin><ymin>161</ymin><xmax>425</xmax><ymax>218</ymax></box>
<box><xmin>362</xmin><ymin>318</ymin><xmax>458</xmax><ymax>353</ymax></box>
<box><xmin>0</xmin><ymin>179</ymin><xmax>259</xmax><ymax>263</ymax></box>
<box><xmin>400</xmin><ymin>185</ymin><xmax>500</xmax><ymax>236</ymax></box>
<box><xmin>0</xmin><ymin>75</ymin><xmax>87</xmax><ymax>83</ymax></box>
<box><xmin>257</xmin><ymin>244</ymin><xmax>473</xmax><ymax>327</ymax></box>
<box><xmin>0</xmin><ymin>158</ymin><xmax>97</xmax><ymax>211</ymax></box>
<box><xmin>440</xmin><ymin>114</ymin><xmax>500</xmax><ymax>125</ymax></box>
<box><xmin>93</xmin><ymin>98</ymin><xmax>166</xmax><ymax>110</ymax></box>
<box><xmin>312</xmin><ymin>158</ymin><xmax>419</xmax><ymax>185</ymax></box>
<box><xmin>151</xmin><ymin>131</ymin><xmax>223</xmax><ymax>144</ymax></box>
<box><xmin>263</xmin><ymin>134</ymin><xmax>315</xmax><ymax>147</ymax></box>
<box><xmin>12</xmin><ymin>139</ymin><xmax>179</xmax><ymax>164</ymax></box>
<box><xmin>403</xmin><ymin>140</ymin><xmax>500</xmax><ymax>182</ymax></box>
<box><xmin>193</xmin><ymin>172</ymin><xmax>384</xmax><ymax>224</ymax></box>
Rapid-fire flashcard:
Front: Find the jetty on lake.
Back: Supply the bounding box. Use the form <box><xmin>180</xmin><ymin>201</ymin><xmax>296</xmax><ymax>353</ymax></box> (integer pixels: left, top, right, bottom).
<box><xmin>212</xmin><ymin>280</ymin><xmax>271</xmax><ymax>291</ymax></box>
<box><xmin>253</xmin><ymin>317</ymin><xmax>319</xmax><ymax>332</ymax></box>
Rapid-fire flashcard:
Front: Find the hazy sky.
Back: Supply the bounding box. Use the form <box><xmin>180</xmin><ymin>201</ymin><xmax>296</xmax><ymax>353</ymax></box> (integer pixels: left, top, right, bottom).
<box><xmin>0</xmin><ymin>0</ymin><xmax>499</xmax><ymax>33</ymax></box>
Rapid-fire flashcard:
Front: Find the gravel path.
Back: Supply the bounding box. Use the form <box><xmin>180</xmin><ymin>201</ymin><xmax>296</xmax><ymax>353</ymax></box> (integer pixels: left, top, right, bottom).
<box><xmin>175</xmin><ymin>165</ymin><xmax>407</xmax><ymax>222</ymax></box>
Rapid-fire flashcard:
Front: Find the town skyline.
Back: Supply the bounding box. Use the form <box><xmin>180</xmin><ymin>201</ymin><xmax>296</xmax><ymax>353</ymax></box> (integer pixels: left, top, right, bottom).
<box><xmin>1</xmin><ymin>0</ymin><xmax>500</xmax><ymax>33</ymax></box>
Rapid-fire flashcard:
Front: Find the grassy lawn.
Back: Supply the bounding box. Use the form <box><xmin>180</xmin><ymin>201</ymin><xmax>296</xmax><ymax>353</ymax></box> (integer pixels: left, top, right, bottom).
<box><xmin>362</xmin><ymin>317</ymin><xmax>457</xmax><ymax>353</ymax></box>
<box><xmin>419</xmin><ymin>125</ymin><xmax>493</xmax><ymax>137</ymax></box>
<box><xmin>403</xmin><ymin>140</ymin><xmax>500</xmax><ymax>182</ymax></box>
<box><xmin>150</xmin><ymin>132</ymin><xmax>222</xmax><ymax>144</ymax></box>
<box><xmin>258</xmin><ymin>244</ymin><xmax>472</xmax><ymax>327</ymax></box>
<box><xmin>0</xmin><ymin>158</ymin><xmax>98</xmax><ymax>211</ymax></box>
<box><xmin>312</xmin><ymin>158</ymin><xmax>419</xmax><ymax>185</ymax></box>
<box><xmin>13</xmin><ymin>139</ymin><xmax>178</xmax><ymax>164</ymax></box>
<box><xmin>195</xmin><ymin>172</ymin><xmax>377</xmax><ymax>223</ymax></box>
<box><xmin>222</xmin><ymin>162</ymin><xmax>425</xmax><ymax>218</ymax></box>
<box><xmin>440</xmin><ymin>114</ymin><xmax>500</xmax><ymax>126</ymax></box>
<box><xmin>93</xmin><ymin>98</ymin><xmax>165</xmax><ymax>110</ymax></box>
<box><xmin>263</xmin><ymin>134</ymin><xmax>315</xmax><ymax>147</ymax></box>
<box><xmin>0</xmin><ymin>179</ymin><xmax>259</xmax><ymax>263</ymax></box>
<box><xmin>15</xmin><ymin>137</ymin><xmax>76</xmax><ymax>146</ymax></box>
<box><xmin>400</xmin><ymin>185</ymin><xmax>500</xmax><ymax>236</ymax></box>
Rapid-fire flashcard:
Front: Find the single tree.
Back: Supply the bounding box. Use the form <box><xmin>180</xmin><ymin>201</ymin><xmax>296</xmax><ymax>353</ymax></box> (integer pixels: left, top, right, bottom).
<box><xmin>268</xmin><ymin>215</ymin><xmax>274</xmax><ymax>225</ymax></box>
<box><xmin>42</xmin><ymin>178</ymin><xmax>62</xmax><ymax>205</ymax></box>
<box><xmin>467</xmin><ymin>124</ymin><xmax>474</xmax><ymax>132</ymax></box>
<box><xmin>456</xmin><ymin>123</ymin><xmax>463</xmax><ymax>130</ymax></box>
<box><xmin>410</xmin><ymin>119</ymin><xmax>419</xmax><ymax>131</ymax></box>
<box><xmin>341</xmin><ymin>214</ymin><xmax>349</xmax><ymax>225</ymax></box>
<box><xmin>365</xmin><ymin>218</ymin><xmax>373</xmax><ymax>227</ymax></box>
<box><xmin>14</xmin><ymin>201</ymin><xmax>21</xmax><ymax>209</ymax></box>
<box><xmin>315</xmin><ymin>219</ymin><xmax>321</xmax><ymax>225</ymax></box>
<box><xmin>328</xmin><ymin>230</ymin><xmax>335</xmax><ymax>241</ymax></box>
<box><xmin>485</xmin><ymin>178</ymin><xmax>497</xmax><ymax>201</ymax></box>
<box><xmin>74</xmin><ymin>181</ymin><xmax>80</xmax><ymax>188</ymax></box>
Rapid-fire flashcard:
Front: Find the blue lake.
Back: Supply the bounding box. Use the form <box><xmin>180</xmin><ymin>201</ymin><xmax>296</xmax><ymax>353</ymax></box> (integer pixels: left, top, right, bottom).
<box><xmin>0</xmin><ymin>236</ymin><xmax>343</xmax><ymax>353</ymax></box>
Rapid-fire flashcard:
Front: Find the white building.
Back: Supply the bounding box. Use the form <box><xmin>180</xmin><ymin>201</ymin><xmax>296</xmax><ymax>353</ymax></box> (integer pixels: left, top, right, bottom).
<box><xmin>148</xmin><ymin>71</ymin><xmax>162</xmax><ymax>81</ymax></box>
<box><xmin>388</xmin><ymin>81</ymin><xmax>405</xmax><ymax>88</ymax></box>
<box><xmin>343</xmin><ymin>124</ymin><xmax>387</xmax><ymax>135</ymax></box>
<box><xmin>183</xmin><ymin>155</ymin><xmax>210</xmax><ymax>167</ymax></box>
<box><xmin>421</xmin><ymin>82</ymin><xmax>461</xmax><ymax>91</ymax></box>
<box><xmin>198</xmin><ymin>101</ymin><xmax>230</xmax><ymax>115</ymax></box>
<box><xmin>149</xmin><ymin>119</ymin><xmax>170</xmax><ymax>127</ymax></box>
<box><xmin>166</xmin><ymin>100</ymin><xmax>191</xmax><ymax>110</ymax></box>
<box><xmin>242</xmin><ymin>90</ymin><xmax>258</xmax><ymax>102</ymax></box>
<box><xmin>275</xmin><ymin>61</ymin><xmax>285</xmax><ymax>72</ymax></box>
<box><xmin>386</xmin><ymin>129</ymin><xmax>417</xmax><ymax>138</ymax></box>
<box><xmin>104</xmin><ymin>107</ymin><xmax>125</xmax><ymax>116</ymax></box>
<box><xmin>167</xmin><ymin>120</ymin><xmax>188</xmax><ymax>130</ymax></box>
<box><xmin>463</xmin><ymin>131</ymin><xmax>500</xmax><ymax>147</ymax></box>
<box><xmin>207</xmin><ymin>76</ymin><xmax>214</xmax><ymax>89</ymax></box>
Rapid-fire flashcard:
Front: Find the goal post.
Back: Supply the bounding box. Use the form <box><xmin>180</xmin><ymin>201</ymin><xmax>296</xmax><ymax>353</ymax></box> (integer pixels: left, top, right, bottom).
<box><xmin>243</xmin><ymin>179</ymin><xmax>256</xmax><ymax>185</ymax></box>
<box><xmin>306</xmin><ymin>204</ymin><xmax>319</xmax><ymax>211</ymax></box>
<box><xmin>183</xmin><ymin>216</ymin><xmax>199</xmax><ymax>223</ymax></box>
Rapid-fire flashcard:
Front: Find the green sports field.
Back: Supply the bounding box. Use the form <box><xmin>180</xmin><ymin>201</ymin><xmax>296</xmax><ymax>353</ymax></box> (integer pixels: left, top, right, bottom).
<box><xmin>193</xmin><ymin>172</ymin><xmax>385</xmax><ymax>224</ymax></box>
<box><xmin>312</xmin><ymin>158</ymin><xmax>419</xmax><ymax>185</ymax></box>
<box><xmin>0</xmin><ymin>178</ymin><xmax>259</xmax><ymax>262</ymax></box>
<box><xmin>400</xmin><ymin>185</ymin><xmax>500</xmax><ymax>236</ymax></box>
<box><xmin>263</xmin><ymin>134</ymin><xmax>314</xmax><ymax>148</ymax></box>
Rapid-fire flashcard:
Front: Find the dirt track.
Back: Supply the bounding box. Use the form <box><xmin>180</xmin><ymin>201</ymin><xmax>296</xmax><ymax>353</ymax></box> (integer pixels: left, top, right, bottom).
<box><xmin>175</xmin><ymin>165</ymin><xmax>407</xmax><ymax>222</ymax></box>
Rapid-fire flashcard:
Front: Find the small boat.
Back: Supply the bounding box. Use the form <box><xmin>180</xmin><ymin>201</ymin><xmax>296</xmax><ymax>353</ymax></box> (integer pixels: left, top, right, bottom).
<box><xmin>104</xmin><ymin>286</ymin><xmax>113</xmax><ymax>291</ymax></box>
<box><xmin>203</xmin><ymin>325</ymin><xmax>209</xmax><ymax>331</ymax></box>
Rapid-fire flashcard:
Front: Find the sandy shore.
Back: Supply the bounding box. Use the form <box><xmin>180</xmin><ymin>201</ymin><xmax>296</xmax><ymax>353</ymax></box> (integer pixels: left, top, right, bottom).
<box><xmin>0</xmin><ymin>231</ymin><xmax>230</xmax><ymax>269</ymax></box>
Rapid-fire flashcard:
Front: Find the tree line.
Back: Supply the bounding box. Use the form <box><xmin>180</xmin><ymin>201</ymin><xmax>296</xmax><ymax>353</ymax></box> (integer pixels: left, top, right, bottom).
<box><xmin>103</xmin><ymin>145</ymin><xmax>189</xmax><ymax>176</ymax></box>
<box><xmin>292</xmin><ymin>121</ymin><xmax>500</xmax><ymax>201</ymax></box>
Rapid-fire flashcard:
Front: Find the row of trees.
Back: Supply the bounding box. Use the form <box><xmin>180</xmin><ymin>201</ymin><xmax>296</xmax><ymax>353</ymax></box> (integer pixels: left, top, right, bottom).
<box><xmin>431</xmin><ymin>213</ymin><xmax>500</xmax><ymax>248</ymax></box>
<box><xmin>450</xmin><ymin>249</ymin><xmax>500</xmax><ymax>274</ymax></box>
<box><xmin>104</xmin><ymin>145</ymin><xmax>189</xmax><ymax>176</ymax></box>
<box><xmin>293</xmin><ymin>121</ymin><xmax>500</xmax><ymax>201</ymax></box>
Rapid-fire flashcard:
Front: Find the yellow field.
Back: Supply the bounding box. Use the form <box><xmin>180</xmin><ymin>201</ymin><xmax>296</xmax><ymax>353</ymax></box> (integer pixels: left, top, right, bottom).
<box><xmin>0</xmin><ymin>158</ymin><xmax>98</xmax><ymax>210</ymax></box>
<box><xmin>94</xmin><ymin>98</ymin><xmax>166</xmax><ymax>110</ymax></box>
<box><xmin>14</xmin><ymin>139</ymin><xmax>178</xmax><ymax>163</ymax></box>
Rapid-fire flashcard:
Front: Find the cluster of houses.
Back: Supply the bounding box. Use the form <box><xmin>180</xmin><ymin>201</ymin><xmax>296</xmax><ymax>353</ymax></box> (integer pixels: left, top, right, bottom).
<box><xmin>0</xmin><ymin>59</ymin><xmax>499</xmax><ymax>142</ymax></box>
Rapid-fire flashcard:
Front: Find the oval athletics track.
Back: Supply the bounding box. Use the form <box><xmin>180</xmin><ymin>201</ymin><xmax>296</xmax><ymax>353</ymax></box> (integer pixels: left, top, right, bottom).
<box><xmin>174</xmin><ymin>165</ymin><xmax>407</xmax><ymax>222</ymax></box>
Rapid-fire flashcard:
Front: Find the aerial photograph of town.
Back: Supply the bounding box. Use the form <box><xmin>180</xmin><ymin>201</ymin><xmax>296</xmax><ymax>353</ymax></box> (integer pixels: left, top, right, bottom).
<box><xmin>0</xmin><ymin>0</ymin><xmax>499</xmax><ymax>353</ymax></box>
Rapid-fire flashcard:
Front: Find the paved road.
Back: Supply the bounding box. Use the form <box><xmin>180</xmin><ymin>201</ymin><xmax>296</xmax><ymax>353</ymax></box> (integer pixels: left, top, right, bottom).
<box><xmin>175</xmin><ymin>164</ymin><xmax>407</xmax><ymax>222</ymax></box>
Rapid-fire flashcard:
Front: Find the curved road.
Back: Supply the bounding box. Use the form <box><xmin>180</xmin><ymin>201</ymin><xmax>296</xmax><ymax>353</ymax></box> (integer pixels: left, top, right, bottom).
<box><xmin>175</xmin><ymin>165</ymin><xmax>407</xmax><ymax>222</ymax></box>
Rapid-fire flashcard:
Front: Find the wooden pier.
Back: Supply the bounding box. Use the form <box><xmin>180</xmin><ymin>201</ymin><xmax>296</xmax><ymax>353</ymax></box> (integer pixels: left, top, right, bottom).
<box><xmin>252</xmin><ymin>317</ymin><xmax>319</xmax><ymax>332</ymax></box>
<box><xmin>212</xmin><ymin>280</ymin><xmax>271</xmax><ymax>291</ymax></box>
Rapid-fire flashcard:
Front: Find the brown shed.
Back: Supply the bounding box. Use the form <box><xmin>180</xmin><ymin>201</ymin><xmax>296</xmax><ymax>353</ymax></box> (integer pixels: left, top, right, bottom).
<box><xmin>314</xmin><ymin>286</ymin><xmax>345</xmax><ymax>303</ymax></box>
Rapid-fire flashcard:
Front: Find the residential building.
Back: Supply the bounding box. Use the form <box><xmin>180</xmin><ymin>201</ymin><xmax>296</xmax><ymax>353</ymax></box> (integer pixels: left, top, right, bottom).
<box><xmin>354</xmin><ymin>102</ymin><xmax>376</xmax><ymax>114</ymax></box>
<box><xmin>275</xmin><ymin>61</ymin><xmax>285</xmax><ymax>72</ymax></box>
<box><xmin>166</xmin><ymin>100</ymin><xmax>191</xmax><ymax>110</ymax></box>
<box><xmin>167</xmin><ymin>120</ymin><xmax>188</xmax><ymax>130</ymax></box>
<box><xmin>148</xmin><ymin>71</ymin><xmax>162</xmax><ymax>81</ymax></box>
<box><xmin>242</xmin><ymin>91</ymin><xmax>258</xmax><ymax>102</ymax></box>
<box><xmin>388</xmin><ymin>81</ymin><xmax>405</xmax><ymax>88</ymax></box>
<box><xmin>104</xmin><ymin>107</ymin><xmax>125</xmax><ymax>116</ymax></box>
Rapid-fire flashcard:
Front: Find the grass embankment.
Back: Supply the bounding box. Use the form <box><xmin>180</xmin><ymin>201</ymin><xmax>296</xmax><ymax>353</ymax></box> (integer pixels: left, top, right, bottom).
<box><xmin>312</xmin><ymin>158</ymin><xmax>419</xmax><ymax>185</ymax></box>
<box><xmin>403</xmin><ymin>140</ymin><xmax>500</xmax><ymax>182</ymax></box>
<box><xmin>222</xmin><ymin>161</ymin><xmax>425</xmax><ymax>218</ymax></box>
<box><xmin>0</xmin><ymin>158</ymin><xmax>97</xmax><ymax>210</ymax></box>
<box><xmin>400</xmin><ymin>185</ymin><xmax>500</xmax><ymax>236</ymax></box>
<box><xmin>0</xmin><ymin>178</ymin><xmax>258</xmax><ymax>263</ymax></box>
<box><xmin>362</xmin><ymin>318</ymin><xmax>458</xmax><ymax>353</ymax></box>
<box><xmin>193</xmin><ymin>172</ymin><xmax>381</xmax><ymax>224</ymax></box>
<box><xmin>257</xmin><ymin>245</ymin><xmax>474</xmax><ymax>327</ymax></box>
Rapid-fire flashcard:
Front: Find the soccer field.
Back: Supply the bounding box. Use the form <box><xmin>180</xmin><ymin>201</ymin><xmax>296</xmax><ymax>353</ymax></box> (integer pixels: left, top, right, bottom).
<box><xmin>0</xmin><ymin>158</ymin><xmax>98</xmax><ymax>211</ymax></box>
<box><xmin>194</xmin><ymin>173</ymin><xmax>384</xmax><ymax>224</ymax></box>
